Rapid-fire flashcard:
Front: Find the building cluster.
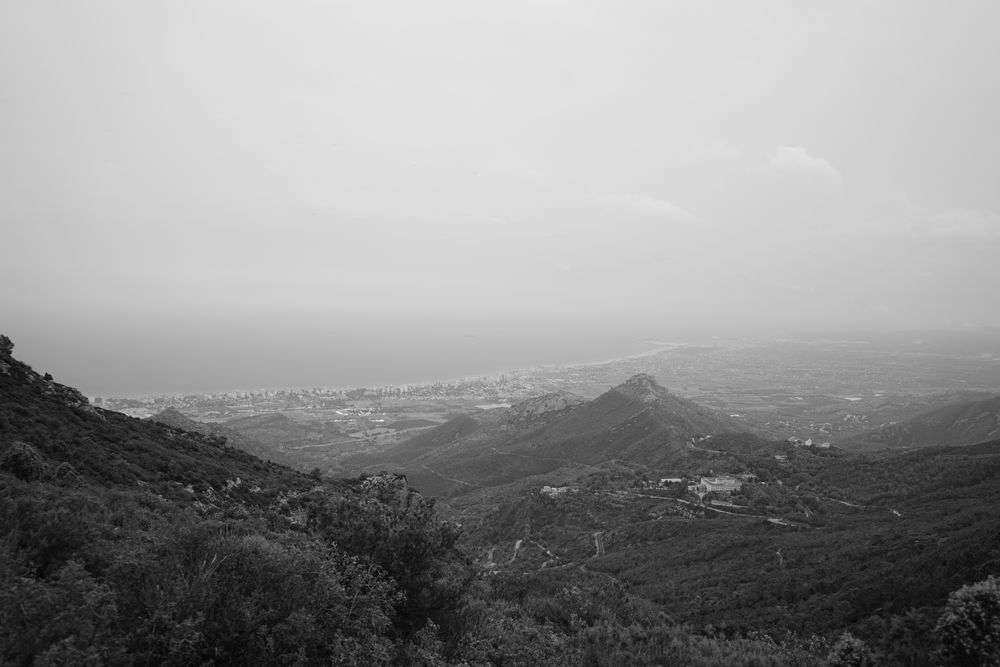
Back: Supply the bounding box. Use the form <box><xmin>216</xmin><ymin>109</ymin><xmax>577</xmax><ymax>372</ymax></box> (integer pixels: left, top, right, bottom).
<box><xmin>645</xmin><ymin>471</ymin><xmax>758</xmax><ymax>496</ymax></box>
<box><xmin>695</xmin><ymin>476</ymin><xmax>742</xmax><ymax>494</ymax></box>
<box><xmin>787</xmin><ymin>437</ymin><xmax>832</xmax><ymax>449</ymax></box>
<box><xmin>690</xmin><ymin>471</ymin><xmax>756</xmax><ymax>495</ymax></box>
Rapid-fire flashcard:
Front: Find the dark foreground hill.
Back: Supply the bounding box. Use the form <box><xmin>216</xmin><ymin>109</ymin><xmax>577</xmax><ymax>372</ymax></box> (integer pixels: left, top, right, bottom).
<box><xmin>840</xmin><ymin>394</ymin><xmax>1000</xmax><ymax>451</ymax></box>
<box><xmin>468</xmin><ymin>435</ymin><xmax>1000</xmax><ymax>665</ymax></box>
<box><xmin>0</xmin><ymin>335</ymin><xmax>479</xmax><ymax>664</ymax></box>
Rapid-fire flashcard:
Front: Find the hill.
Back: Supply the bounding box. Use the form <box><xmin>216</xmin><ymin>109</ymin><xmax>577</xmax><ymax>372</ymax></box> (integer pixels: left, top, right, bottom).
<box><xmin>339</xmin><ymin>374</ymin><xmax>750</xmax><ymax>498</ymax></box>
<box><xmin>0</xmin><ymin>345</ymin><xmax>305</xmax><ymax>495</ymax></box>
<box><xmin>149</xmin><ymin>407</ymin><xmax>299</xmax><ymax>468</ymax></box>
<box><xmin>840</xmin><ymin>394</ymin><xmax>1000</xmax><ymax>451</ymax></box>
<box><xmin>0</xmin><ymin>336</ymin><xmax>480</xmax><ymax>664</ymax></box>
<box><xmin>469</xmin><ymin>435</ymin><xmax>1000</xmax><ymax>664</ymax></box>
<box><xmin>223</xmin><ymin>411</ymin><xmax>352</xmax><ymax>449</ymax></box>
<box><xmin>220</xmin><ymin>411</ymin><xmax>367</xmax><ymax>470</ymax></box>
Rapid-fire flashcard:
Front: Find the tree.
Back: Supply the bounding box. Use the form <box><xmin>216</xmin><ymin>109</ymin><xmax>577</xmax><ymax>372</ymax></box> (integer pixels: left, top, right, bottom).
<box><xmin>0</xmin><ymin>440</ymin><xmax>47</xmax><ymax>482</ymax></box>
<box><xmin>827</xmin><ymin>632</ymin><xmax>872</xmax><ymax>666</ymax></box>
<box><xmin>935</xmin><ymin>576</ymin><xmax>1000</xmax><ymax>666</ymax></box>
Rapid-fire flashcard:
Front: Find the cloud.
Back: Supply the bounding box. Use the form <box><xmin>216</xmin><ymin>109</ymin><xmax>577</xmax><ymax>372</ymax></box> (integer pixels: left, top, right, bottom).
<box><xmin>692</xmin><ymin>139</ymin><xmax>739</xmax><ymax>161</ymax></box>
<box><xmin>924</xmin><ymin>208</ymin><xmax>1000</xmax><ymax>241</ymax></box>
<box><xmin>768</xmin><ymin>145</ymin><xmax>843</xmax><ymax>188</ymax></box>
<box><xmin>589</xmin><ymin>192</ymin><xmax>695</xmax><ymax>222</ymax></box>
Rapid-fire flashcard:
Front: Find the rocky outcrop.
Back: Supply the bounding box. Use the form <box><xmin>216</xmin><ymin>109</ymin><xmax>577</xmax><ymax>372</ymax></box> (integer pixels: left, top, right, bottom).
<box><xmin>0</xmin><ymin>334</ymin><xmax>100</xmax><ymax>418</ymax></box>
<box><xmin>612</xmin><ymin>373</ymin><xmax>669</xmax><ymax>403</ymax></box>
<box><xmin>506</xmin><ymin>391</ymin><xmax>585</xmax><ymax>422</ymax></box>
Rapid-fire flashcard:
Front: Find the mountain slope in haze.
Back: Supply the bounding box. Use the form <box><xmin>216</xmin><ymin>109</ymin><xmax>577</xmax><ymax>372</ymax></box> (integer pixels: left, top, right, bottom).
<box><xmin>203</xmin><ymin>411</ymin><xmax>369</xmax><ymax>473</ymax></box>
<box><xmin>150</xmin><ymin>407</ymin><xmax>299</xmax><ymax>468</ymax></box>
<box><xmin>342</xmin><ymin>374</ymin><xmax>751</xmax><ymax>497</ymax></box>
<box><xmin>533</xmin><ymin>373</ymin><xmax>748</xmax><ymax>462</ymax></box>
<box><xmin>223</xmin><ymin>411</ymin><xmax>349</xmax><ymax>446</ymax></box>
<box><xmin>839</xmin><ymin>394</ymin><xmax>1000</xmax><ymax>451</ymax></box>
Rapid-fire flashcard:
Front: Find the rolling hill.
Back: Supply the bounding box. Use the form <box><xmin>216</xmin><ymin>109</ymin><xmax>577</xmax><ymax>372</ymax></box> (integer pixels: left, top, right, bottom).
<box><xmin>839</xmin><ymin>394</ymin><xmax>1000</xmax><ymax>451</ymax></box>
<box><xmin>149</xmin><ymin>406</ymin><xmax>299</xmax><ymax>468</ymax></box>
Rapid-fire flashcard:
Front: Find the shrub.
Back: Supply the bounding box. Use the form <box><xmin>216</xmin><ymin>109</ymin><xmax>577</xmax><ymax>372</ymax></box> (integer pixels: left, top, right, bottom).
<box><xmin>1</xmin><ymin>441</ymin><xmax>47</xmax><ymax>482</ymax></box>
<box><xmin>827</xmin><ymin>632</ymin><xmax>872</xmax><ymax>666</ymax></box>
<box><xmin>935</xmin><ymin>575</ymin><xmax>1000</xmax><ymax>666</ymax></box>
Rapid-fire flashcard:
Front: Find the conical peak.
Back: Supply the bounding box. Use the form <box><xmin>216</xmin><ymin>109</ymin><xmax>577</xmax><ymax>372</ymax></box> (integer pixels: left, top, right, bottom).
<box><xmin>614</xmin><ymin>374</ymin><xmax>667</xmax><ymax>403</ymax></box>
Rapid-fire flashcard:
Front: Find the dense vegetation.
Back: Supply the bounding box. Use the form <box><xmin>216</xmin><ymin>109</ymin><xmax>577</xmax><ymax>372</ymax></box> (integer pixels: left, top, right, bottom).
<box><xmin>3</xmin><ymin>334</ymin><xmax>999</xmax><ymax>665</ymax></box>
<box><xmin>466</xmin><ymin>437</ymin><xmax>1000</xmax><ymax>665</ymax></box>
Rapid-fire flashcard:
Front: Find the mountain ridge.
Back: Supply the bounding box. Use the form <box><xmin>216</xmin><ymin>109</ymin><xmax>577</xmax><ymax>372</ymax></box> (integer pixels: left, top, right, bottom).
<box><xmin>0</xmin><ymin>334</ymin><xmax>483</xmax><ymax>664</ymax></box>
<box><xmin>340</xmin><ymin>374</ymin><xmax>752</xmax><ymax>498</ymax></box>
<box><xmin>840</xmin><ymin>394</ymin><xmax>1000</xmax><ymax>451</ymax></box>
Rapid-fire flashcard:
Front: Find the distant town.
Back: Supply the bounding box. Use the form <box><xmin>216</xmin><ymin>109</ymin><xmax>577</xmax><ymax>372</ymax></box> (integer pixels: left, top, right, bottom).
<box><xmin>96</xmin><ymin>338</ymin><xmax>1000</xmax><ymax>446</ymax></box>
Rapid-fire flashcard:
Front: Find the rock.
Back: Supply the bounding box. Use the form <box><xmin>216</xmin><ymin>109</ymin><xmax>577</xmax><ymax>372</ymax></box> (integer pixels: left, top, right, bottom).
<box><xmin>507</xmin><ymin>391</ymin><xmax>585</xmax><ymax>421</ymax></box>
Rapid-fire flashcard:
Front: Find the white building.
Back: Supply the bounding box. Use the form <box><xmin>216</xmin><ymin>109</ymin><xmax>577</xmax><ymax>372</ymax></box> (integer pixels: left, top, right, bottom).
<box><xmin>699</xmin><ymin>476</ymin><xmax>742</xmax><ymax>493</ymax></box>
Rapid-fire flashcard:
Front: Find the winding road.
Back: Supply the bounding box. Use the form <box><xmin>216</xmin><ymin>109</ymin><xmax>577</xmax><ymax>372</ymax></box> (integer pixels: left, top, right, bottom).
<box><xmin>592</xmin><ymin>531</ymin><xmax>605</xmax><ymax>557</ymax></box>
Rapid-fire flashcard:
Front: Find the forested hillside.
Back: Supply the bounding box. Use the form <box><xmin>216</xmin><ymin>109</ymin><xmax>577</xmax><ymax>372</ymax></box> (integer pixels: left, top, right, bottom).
<box><xmin>343</xmin><ymin>374</ymin><xmax>749</xmax><ymax>498</ymax></box>
<box><xmin>840</xmin><ymin>395</ymin><xmax>1000</xmax><ymax>451</ymax></box>
<box><xmin>3</xmin><ymin>335</ymin><xmax>999</xmax><ymax>665</ymax></box>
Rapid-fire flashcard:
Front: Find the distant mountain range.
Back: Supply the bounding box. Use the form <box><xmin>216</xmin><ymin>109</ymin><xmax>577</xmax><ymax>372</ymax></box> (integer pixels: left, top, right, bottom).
<box><xmin>840</xmin><ymin>394</ymin><xmax>1000</xmax><ymax>451</ymax></box>
<box><xmin>339</xmin><ymin>374</ymin><xmax>750</xmax><ymax>497</ymax></box>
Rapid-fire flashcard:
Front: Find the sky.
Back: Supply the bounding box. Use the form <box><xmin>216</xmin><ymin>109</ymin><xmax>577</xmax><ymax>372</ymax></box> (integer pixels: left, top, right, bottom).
<box><xmin>2</xmin><ymin>1</ymin><xmax>999</xmax><ymax>396</ymax></box>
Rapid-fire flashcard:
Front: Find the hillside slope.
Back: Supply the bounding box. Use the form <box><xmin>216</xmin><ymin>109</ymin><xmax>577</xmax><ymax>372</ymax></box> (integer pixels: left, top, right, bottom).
<box><xmin>840</xmin><ymin>394</ymin><xmax>1000</xmax><ymax>451</ymax></box>
<box><xmin>0</xmin><ymin>336</ymin><xmax>475</xmax><ymax>664</ymax></box>
<box><xmin>0</xmin><ymin>345</ymin><xmax>306</xmax><ymax>496</ymax></box>
<box><xmin>150</xmin><ymin>406</ymin><xmax>299</xmax><ymax>468</ymax></box>
<box><xmin>343</xmin><ymin>374</ymin><xmax>750</xmax><ymax>497</ymax></box>
<box><xmin>471</xmin><ymin>435</ymin><xmax>1000</xmax><ymax>664</ymax></box>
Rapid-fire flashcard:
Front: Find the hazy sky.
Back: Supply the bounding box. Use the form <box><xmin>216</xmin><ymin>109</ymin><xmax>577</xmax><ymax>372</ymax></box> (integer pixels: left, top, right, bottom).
<box><xmin>2</xmin><ymin>1</ymin><xmax>999</xmax><ymax>395</ymax></box>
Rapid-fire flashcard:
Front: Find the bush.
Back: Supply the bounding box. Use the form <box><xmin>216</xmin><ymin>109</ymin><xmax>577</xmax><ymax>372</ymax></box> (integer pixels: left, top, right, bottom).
<box><xmin>935</xmin><ymin>575</ymin><xmax>1000</xmax><ymax>666</ymax></box>
<box><xmin>1</xmin><ymin>441</ymin><xmax>47</xmax><ymax>482</ymax></box>
<box><xmin>827</xmin><ymin>632</ymin><xmax>872</xmax><ymax>666</ymax></box>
